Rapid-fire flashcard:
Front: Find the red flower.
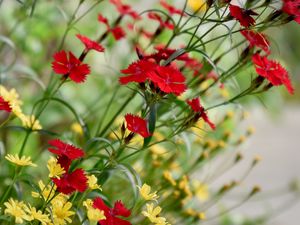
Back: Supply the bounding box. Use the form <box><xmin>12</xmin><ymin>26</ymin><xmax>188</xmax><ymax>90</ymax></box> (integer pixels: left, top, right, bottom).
<box><xmin>51</xmin><ymin>50</ymin><xmax>90</xmax><ymax>83</ymax></box>
<box><xmin>125</xmin><ymin>114</ymin><xmax>151</xmax><ymax>138</ymax></box>
<box><xmin>98</xmin><ymin>14</ymin><xmax>126</xmax><ymax>40</ymax></box>
<box><xmin>110</xmin><ymin>0</ymin><xmax>141</xmax><ymax>20</ymax></box>
<box><xmin>0</xmin><ymin>96</ymin><xmax>11</xmax><ymax>112</ymax></box>
<box><xmin>110</xmin><ymin>26</ymin><xmax>126</xmax><ymax>40</ymax></box>
<box><xmin>48</xmin><ymin>139</ymin><xmax>85</xmax><ymax>160</ymax></box>
<box><xmin>282</xmin><ymin>0</ymin><xmax>300</xmax><ymax>24</ymax></box>
<box><xmin>93</xmin><ymin>197</ymin><xmax>131</xmax><ymax>225</ymax></box>
<box><xmin>160</xmin><ymin>0</ymin><xmax>185</xmax><ymax>16</ymax></box>
<box><xmin>252</xmin><ymin>54</ymin><xmax>294</xmax><ymax>94</ymax></box>
<box><xmin>119</xmin><ymin>59</ymin><xmax>157</xmax><ymax>84</ymax></box>
<box><xmin>149</xmin><ymin>66</ymin><xmax>187</xmax><ymax>95</ymax></box>
<box><xmin>187</xmin><ymin>98</ymin><xmax>216</xmax><ymax>130</ymax></box>
<box><xmin>240</xmin><ymin>30</ymin><xmax>270</xmax><ymax>53</ymax></box>
<box><xmin>76</xmin><ymin>34</ymin><xmax>105</xmax><ymax>52</ymax></box>
<box><xmin>229</xmin><ymin>4</ymin><xmax>257</xmax><ymax>27</ymax></box>
<box><xmin>148</xmin><ymin>12</ymin><xmax>175</xmax><ymax>30</ymax></box>
<box><xmin>52</xmin><ymin>169</ymin><xmax>88</xmax><ymax>194</ymax></box>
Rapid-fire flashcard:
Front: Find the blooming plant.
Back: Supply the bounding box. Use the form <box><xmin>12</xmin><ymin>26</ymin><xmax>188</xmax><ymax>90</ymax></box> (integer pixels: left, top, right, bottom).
<box><xmin>0</xmin><ymin>0</ymin><xmax>299</xmax><ymax>224</ymax></box>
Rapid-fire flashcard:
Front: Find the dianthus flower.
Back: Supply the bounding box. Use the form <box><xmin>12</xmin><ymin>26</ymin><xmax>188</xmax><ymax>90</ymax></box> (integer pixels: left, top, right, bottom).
<box><xmin>125</xmin><ymin>114</ymin><xmax>151</xmax><ymax>138</ymax></box>
<box><xmin>110</xmin><ymin>0</ymin><xmax>141</xmax><ymax>20</ymax></box>
<box><xmin>0</xmin><ymin>96</ymin><xmax>11</xmax><ymax>112</ymax></box>
<box><xmin>252</xmin><ymin>53</ymin><xmax>294</xmax><ymax>94</ymax></box>
<box><xmin>48</xmin><ymin>139</ymin><xmax>84</xmax><ymax>170</ymax></box>
<box><xmin>98</xmin><ymin>14</ymin><xmax>126</xmax><ymax>40</ymax></box>
<box><xmin>76</xmin><ymin>34</ymin><xmax>105</xmax><ymax>52</ymax></box>
<box><xmin>52</xmin><ymin>168</ymin><xmax>88</xmax><ymax>194</ymax></box>
<box><xmin>187</xmin><ymin>98</ymin><xmax>216</xmax><ymax>130</ymax></box>
<box><xmin>148</xmin><ymin>12</ymin><xmax>175</xmax><ymax>30</ymax></box>
<box><xmin>52</xmin><ymin>50</ymin><xmax>90</xmax><ymax>83</ymax></box>
<box><xmin>160</xmin><ymin>0</ymin><xmax>185</xmax><ymax>15</ymax></box>
<box><xmin>119</xmin><ymin>59</ymin><xmax>157</xmax><ymax>84</ymax></box>
<box><xmin>282</xmin><ymin>0</ymin><xmax>300</xmax><ymax>24</ymax></box>
<box><xmin>93</xmin><ymin>197</ymin><xmax>131</xmax><ymax>225</ymax></box>
<box><xmin>229</xmin><ymin>4</ymin><xmax>257</xmax><ymax>27</ymax></box>
<box><xmin>149</xmin><ymin>65</ymin><xmax>187</xmax><ymax>95</ymax></box>
<box><xmin>240</xmin><ymin>30</ymin><xmax>270</xmax><ymax>53</ymax></box>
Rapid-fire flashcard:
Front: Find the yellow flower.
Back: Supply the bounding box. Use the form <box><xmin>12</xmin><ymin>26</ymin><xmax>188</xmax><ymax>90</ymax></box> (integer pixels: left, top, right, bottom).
<box><xmin>138</xmin><ymin>183</ymin><xmax>159</xmax><ymax>201</ymax></box>
<box><xmin>163</xmin><ymin>171</ymin><xmax>176</xmax><ymax>186</ymax></box>
<box><xmin>87</xmin><ymin>175</ymin><xmax>102</xmax><ymax>190</ymax></box>
<box><xmin>71</xmin><ymin>122</ymin><xmax>83</xmax><ymax>135</ymax></box>
<box><xmin>32</xmin><ymin>180</ymin><xmax>56</xmax><ymax>201</ymax></box>
<box><xmin>24</xmin><ymin>205</ymin><xmax>51</xmax><ymax>225</ymax></box>
<box><xmin>179</xmin><ymin>175</ymin><xmax>192</xmax><ymax>197</ymax></box>
<box><xmin>50</xmin><ymin>199</ymin><xmax>75</xmax><ymax>225</ymax></box>
<box><xmin>4</xmin><ymin>198</ymin><xmax>31</xmax><ymax>224</ymax></box>
<box><xmin>5</xmin><ymin>154</ymin><xmax>37</xmax><ymax>167</ymax></box>
<box><xmin>192</xmin><ymin>180</ymin><xmax>209</xmax><ymax>202</ymax></box>
<box><xmin>142</xmin><ymin>203</ymin><xmax>170</xmax><ymax>225</ymax></box>
<box><xmin>188</xmin><ymin>0</ymin><xmax>207</xmax><ymax>12</ymax></box>
<box><xmin>47</xmin><ymin>157</ymin><xmax>65</xmax><ymax>178</ymax></box>
<box><xmin>0</xmin><ymin>85</ymin><xmax>23</xmax><ymax>116</ymax></box>
<box><xmin>83</xmin><ymin>199</ymin><xmax>106</xmax><ymax>222</ymax></box>
<box><xmin>19</xmin><ymin>114</ymin><xmax>42</xmax><ymax>130</ymax></box>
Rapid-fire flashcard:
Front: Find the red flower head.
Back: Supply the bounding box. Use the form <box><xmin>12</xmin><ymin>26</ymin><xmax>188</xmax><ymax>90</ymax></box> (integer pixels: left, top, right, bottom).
<box><xmin>240</xmin><ymin>30</ymin><xmax>270</xmax><ymax>53</ymax></box>
<box><xmin>52</xmin><ymin>50</ymin><xmax>90</xmax><ymax>83</ymax></box>
<box><xmin>110</xmin><ymin>0</ymin><xmax>141</xmax><ymax>20</ymax></box>
<box><xmin>148</xmin><ymin>12</ymin><xmax>175</xmax><ymax>30</ymax></box>
<box><xmin>252</xmin><ymin>54</ymin><xmax>294</xmax><ymax>94</ymax></box>
<box><xmin>98</xmin><ymin>14</ymin><xmax>126</xmax><ymax>41</ymax></box>
<box><xmin>229</xmin><ymin>4</ymin><xmax>257</xmax><ymax>27</ymax></box>
<box><xmin>125</xmin><ymin>114</ymin><xmax>151</xmax><ymax>138</ymax></box>
<box><xmin>110</xmin><ymin>26</ymin><xmax>126</xmax><ymax>40</ymax></box>
<box><xmin>93</xmin><ymin>197</ymin><xmax>131</xmax><ymax>225</ymax></box>
<box><xmin>160</xmin><ymin>0</ymin><xmax>185</xmax><ymax>16</ymax></box>
<box><xmin>76</xmin><ymin>34</ymin><xmax>105</xmax><ymax>52</ymax></box>
<box><xmin>282</xmin><ymin>0</ymin><xmax>300</xmax><ymax>24</ymax></box>
<box><xmin>0</xmin><ymin>96</ymin><xmax>11</xmax><ymax>112</ymax></box>
<box><xmin>187</xmin><ymin>98</ymin><xmax>216</xmax><ymax>130</ymax></box>
<box><xmin>119</xmin><ymin>59</ymin><xmax>157</xmax><ymax>84</ymax></box>
<box><xmin>149</xmin><ymin>65</ymin><xmax>187</xmax><ymax>96</ymax></box>
<box><xmin>52</xmin><ymin>169</ymin><xmax>88</xmax><ymax>194</ymax></box>
<box><xmin>48</xmin><ymin>139</ymin><xmax>85</xmax><ymax>170</ymax></box>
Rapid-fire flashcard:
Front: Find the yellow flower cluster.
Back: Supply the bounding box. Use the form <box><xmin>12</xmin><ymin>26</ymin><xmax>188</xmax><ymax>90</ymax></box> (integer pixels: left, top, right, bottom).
<box><xmin>0</xmin><ymin>85</ymin><xmax>42</xmax><ymax>130</ymax></box>
<box><xmin>139</xmin><ymin>183</ymin><xmax>170</xmax><ymax>225</ymax></box>
<box><xmin>47</xmin><ymin>157</ymin><xmax>65</xmax><ymax>178</ymax></box>
<box><xmin>4</xmin><ymin>198</ymin><xmax>51</xmax><ymax>224</ymax></box>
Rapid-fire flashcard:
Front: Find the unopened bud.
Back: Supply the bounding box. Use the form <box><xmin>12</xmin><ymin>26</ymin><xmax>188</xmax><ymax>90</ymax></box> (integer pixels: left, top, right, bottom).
<box><xmin>249</xmin><ymin>185</ymin><xmax>261</xmax><ymax>196</ymax></box>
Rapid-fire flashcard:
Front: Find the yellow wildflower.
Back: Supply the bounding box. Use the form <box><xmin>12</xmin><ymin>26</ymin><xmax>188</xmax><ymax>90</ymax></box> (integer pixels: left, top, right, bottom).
<box><xmin>24</xmin><ymin>205</ymin><xmax>51</xmax><ymax>225</ymax></box>
<box><xmin>87</xmin><ymin>175</ymin><xmax>102</xmax><ymax>190</ymax></box>
<box><xmin>192</xmin><ymin>180</ymin><xmax>209</xmax><ymax>202</ymax></box>
<box><xmin>5</xmin><ymin>154</ymin><xmax>37</xmax><ymax>167</ymax></box>
<box><xmin>83</xmin><ymin>199</ymin><xmax>106</xmax><ymax>222</ymax></box>
<box><xmin>188</xmin><ymin>0</ymin><xmax>207</xmax><ymax>12</ymax></box>
<box><xmin>138</xmin><ymin>183</ymin><xmax>159</xmax><ymax>201</ymax></box>
<box><xmin>19</xmin><ymin>114</ymin><xmax>42</xmax><ymax>130</ymax></box>
<box><xmin>50</xmin><ymin>199</ymin><xmax>75</xmax><ymax>225</ymax></box>
<box><xmin>47</xmin><ymin>157</ymin><xmax>65</xmax><ymax>178</ymax></box>
<box><xmin>198</xmin><ymin>212</ymin><xmax>206</xmax><ymax>220</ymax></box>
<box><xmin>71</xmin><ymin>122</ymin><xmax>83</xmax><ymax>135</ymax></box>
<box><xmin>32</xmin><ymin>180</ymin><xmax>57</xmax><ymax>201</ymax></box>
<box><xmin>163</xmin><ymin>171</ymin><xmax>176</xmax><ymax>186</ymax></box>
<box><xmin>142</xmin><ymin>203</ymin><xmax>170</xmax><ymax>225</ymax></box>
<box><xmin>4</xmin><ymin>198</ymin><xmax>31</xmax><ymax>224</ymax></box>
<box><xmin>179</xmin><ymin>175</ymin><xmax>192</xmax><ymax>197</ymax></box>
